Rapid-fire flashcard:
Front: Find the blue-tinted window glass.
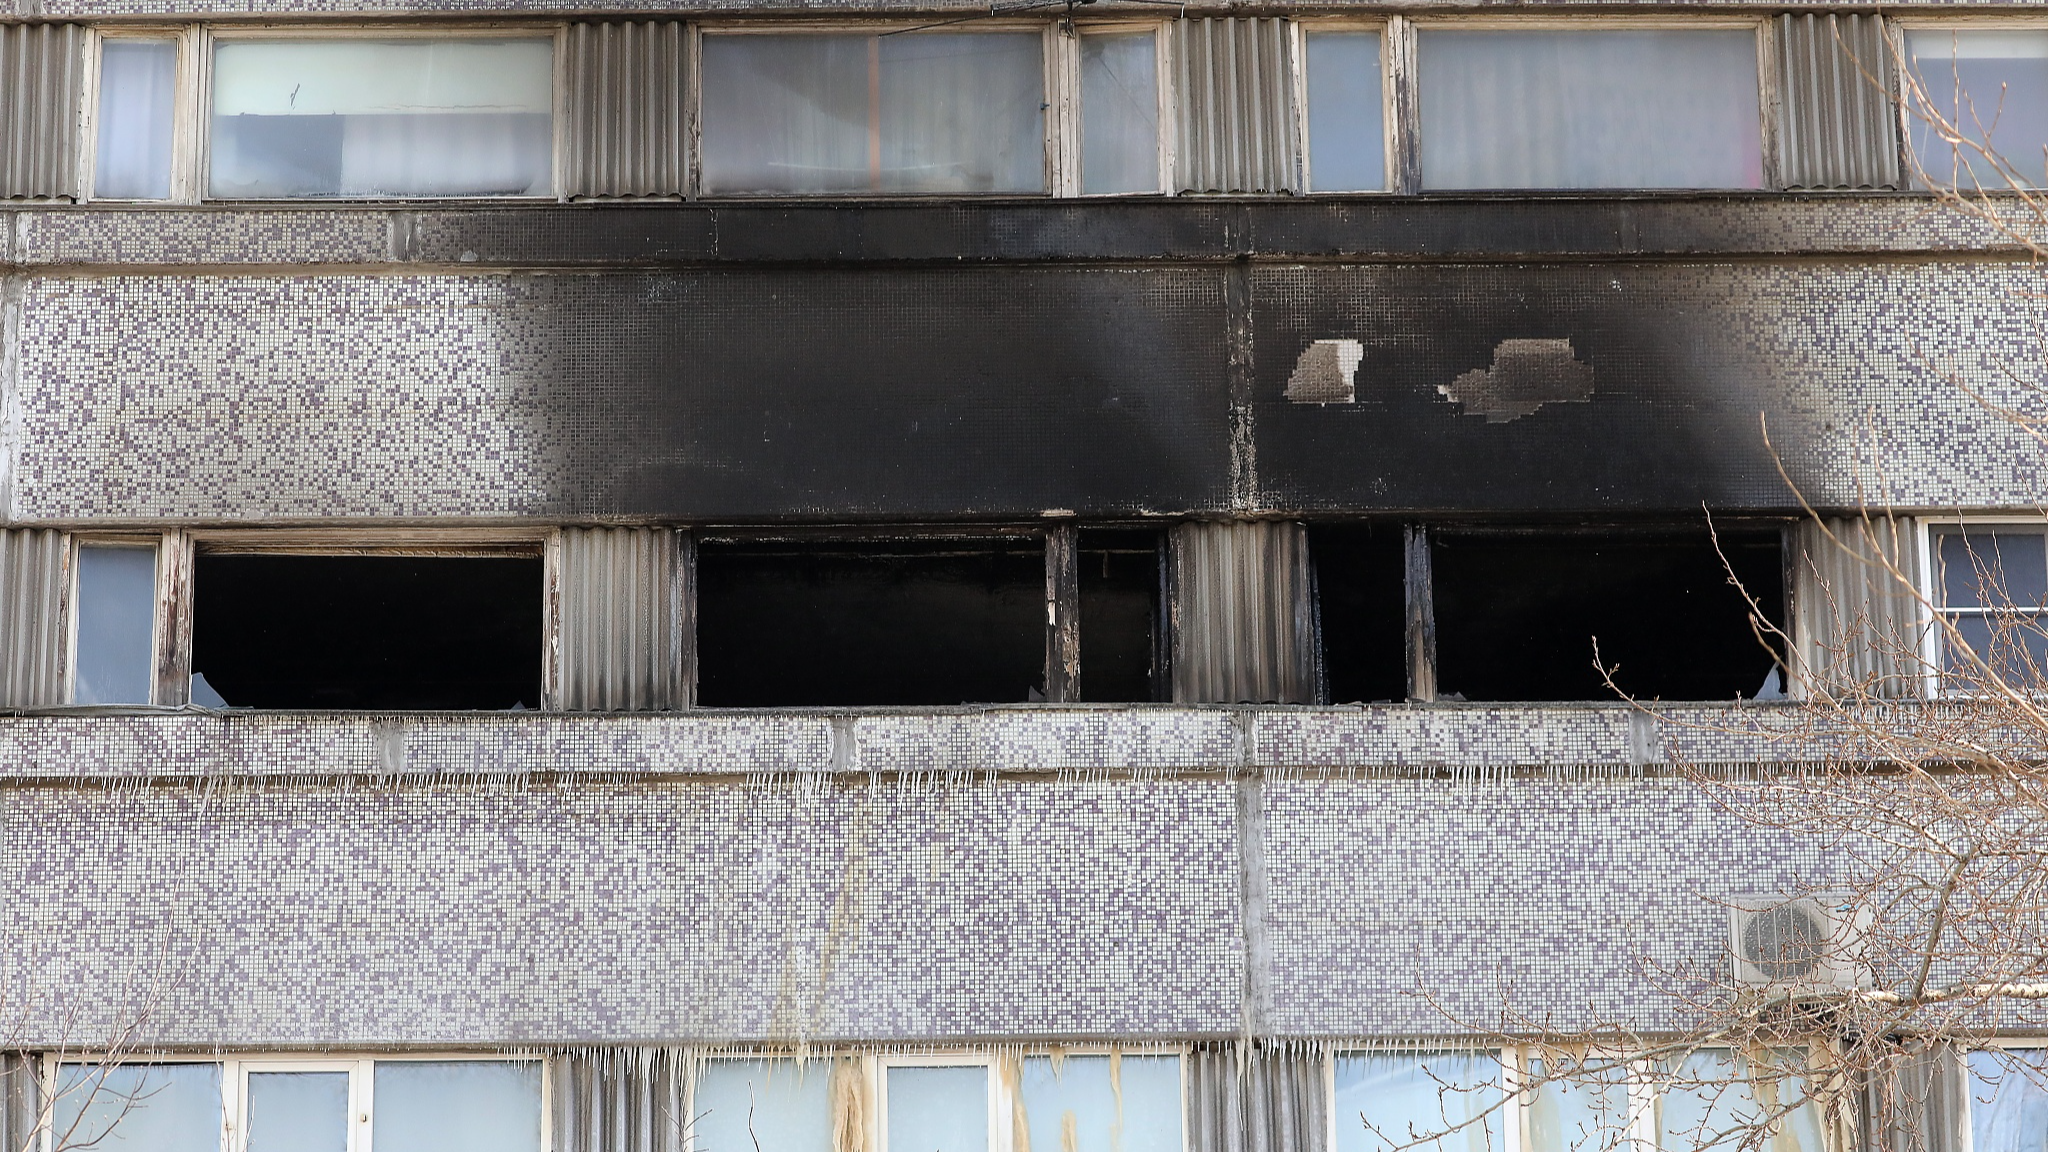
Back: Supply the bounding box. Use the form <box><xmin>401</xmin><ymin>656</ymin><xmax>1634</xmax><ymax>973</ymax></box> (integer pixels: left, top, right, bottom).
<box><xmin>1019</xmin><ymin>1055</ymin><xmax>1180</xmax><ymax>1152</ymax></box>
<box><xmin>1332</xmin><ymin>1052</ymin><xmax>1505</xmax><ymax>1152</ymax></box>
<box><xmin>1657</xmin><ymin>1050</ymin><xmax>1825</xmax><ymax>1152</ymax></box>
<box><xmin>74</xmin><ymin>544</ymin><xmax>156</xmax><ymax>705</ymax></box>
<box><xmin>1969</xmin><ymin>1050</ymin><xmax>2048</xmax><ymax>1152</ymax></box>
<box><xmin>247</xmin><ymin>1070</ymin><xmax>349</xmax><ymax>1152</ymax></box>
<box><xmin>1080</xmin><ymin>33</ymin><xmax>1160</xmax><ymax>195</ymax></box>
<box><xmin>1306</xmin><ymin>32</ymin><xmax>1386</xmax><ymax>192</ymax></box>
<box><xmin>888</xmin><ymin>1065</ymin><xmax>988</xmax><ymax>1152</ymax></box>
<box><xmin>373</xmin><ymin>1061</ymin><xmax>541</xmax><ymax>1152</ymax></box>
<box><xmin>1907</xmin><ymin>32</ymin><xmax>2048</xmax><ymax>189</ymax></box>
<box><xmin>1939</xmin><ymin>531</ymin><xmax>2048</xmax><ymax>610</ymax></box>
<box><xmin>1527</xmin><ymin>1057</ymin><xmax>1631</xmax><ymax>1152</ymax></box>
<box><xmin>53</xmin><ymin>1063</ymin><xmax>221</xmax><ymax>1152</ymax></box>
<box><xmin>694</xmin><ymin>1059</ymin><xmax>835</xmax><ymax>1152</ymax></box>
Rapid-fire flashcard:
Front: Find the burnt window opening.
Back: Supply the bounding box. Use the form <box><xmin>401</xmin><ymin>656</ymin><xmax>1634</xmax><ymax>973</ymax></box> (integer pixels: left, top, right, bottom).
<box><xmin>191</xmin><ymin>553</ymin><xmax>545</xmax><ymax>710</ymax></box>
<box><xmin>1078</xmin><ymin>530</ymin><xmax>1164</xmax><ymax>703</ymax></box>
<box><xmin>1309</xmin><ymin>524</ymin><xmax>1410</xmax><ymax>704</ymax></box>
<box><xmin>1427</xmin><ymin>528</ymin><xmax>1787</xmax><ymax>703</ymax></box>
<box><xmin>696</xmin><ymin>539</ymin><xmax>1046</xmax><ymax>708</ymax></box>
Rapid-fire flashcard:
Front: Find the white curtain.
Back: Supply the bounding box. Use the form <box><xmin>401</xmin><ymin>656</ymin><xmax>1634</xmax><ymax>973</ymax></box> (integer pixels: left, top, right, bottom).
<box><xmin>95</xmin><ymin>40</ymin><xmax>177</xmax><ymax>199</ymax></box>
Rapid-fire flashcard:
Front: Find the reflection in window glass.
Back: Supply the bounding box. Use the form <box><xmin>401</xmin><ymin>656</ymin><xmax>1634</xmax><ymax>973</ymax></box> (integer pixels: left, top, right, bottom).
<box><xmin>246</xmin><ymin>1070</ymin><xmax>350</xmax><ymax>1152</ymax></box>
<box><xmin>1656</xmin><ymin>1050</ymin><xmax>1825</xmax><ymax>1152</ymax></box>
<box><xmin>209</xmin><ymin>39</ymin><xmax>554</xmax><ymax>198</ymax></box>
<box><xmin>373</xmin><ymin>1061</ymin><xmax>542</xmax><ymax>1152</ymax></box>
<box><xmin>888</xmin><ymin>1065</ymin><xmax>989</xmax><ymax>1152</ymax></box>
<box><xmin>1018</xmin><ymin>1055</ymin><xmax>1180</xmax><ymax>1152</ymax></box>
<box><xmin>700</xmin><ymin>33</ymin><xmax>1047</xmax><ymax>195</ymax></box>
<box><xmin>694</xmin><ymin>1059</ymin><xmax>835</xmax><ymax>1152</ymax></box>
<box><xmin>1306</xmin><ymin>32</ymin><xmax>1386</xmax><ymax>192</ymax></box>
<box><xmin>1527</xmin><ymin>1057</ymin><xmax>1631</xmax><ymax>1152</ymax></box>
<box><xmin>1080</xmin><ymin>33</ymin><xmax>1159</xmax><ymax>195</ymax></box>
<box><xmin>1418</xmin><ymin>30</ymin><xmax>1763</xmax><ymax>189</ymax></box>
<box><xmin>1906</xmin><ymin>32</ymin><xmax>2048</xmax><ymax>189</ymax></box>
<box><xmin>53</xmin><ymin>1063</ymin><xmax>221</xmax><ymax>1152</ymax></box>
<box><xmin>96</xmin><ymin>40</ymin><xmax>178</xmax><ymax>199</ymax></box>
<box><xmin>1934</xmin><ymin>529</ymin><xmax>2048</xmax><ymax>687</ymax></box>
<box><xmin>74</xmin><ymin>544</ymin><xmax>156</xmax><ymax>705</ymax></box>
<box><xmin>1968</xmin><ymin>1049</ymin><xmax>2048</xmax><ymax>1152</ymax></box>
<box><xmin>1332</xmin><ymin>1052</ymin><xmax>1504</xmax><ymax>1152</ymax></box>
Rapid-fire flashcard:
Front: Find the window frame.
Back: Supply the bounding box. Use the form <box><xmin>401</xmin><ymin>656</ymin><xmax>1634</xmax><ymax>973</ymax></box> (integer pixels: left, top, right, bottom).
<box><xmin>1291</xmin><ymin>16</ymin><xmax>1399</xmax><ymax>195</ymax></box>
<box><xmin>194</xmin><ymin>22</ymin><xmax>569</xmax><ymax>204</ymax></box>
<box><xmin>1889</xmin><ymin>16</ymin><xmax>2048</xmax><ymax>193</ymax></box>
<box><xmin>1959</xmin><ymin>1040</ymin><xmax>2048</xmax><ymax>1152</ymax></box>
<box><xmin>1400</xmin><ymin>15</ymin><xmax>1777</xmax><ymax>194</ymax></box>
<box><xmin>64</xmin><ymin>533</ymin><xmax>169</xmax><ymax>707</ymax></box>
<box><xmin>1918</xmin><ymin>516</ymin><xmax>2048</xmax><ymax>697</ymax></box>
<box><xmin>83</xmin><ymin>26</ymin><xmax>201</xmax><ymax>202</ymax></box>
<box><xmin>690</xmin><ymin>19</ymin><xmax>1065</xmax><ymax>200</ymax></box>
<box><xmin>1063</xmin><ymin>19</ymin><xmax>1173</xmax><ymax>197</ymax></box>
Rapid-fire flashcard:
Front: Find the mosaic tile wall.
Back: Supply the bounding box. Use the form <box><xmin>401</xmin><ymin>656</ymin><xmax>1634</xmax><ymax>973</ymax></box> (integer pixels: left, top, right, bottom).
<box><xmin>7</xmin><ymin>256</ymin><xmax>2044</xmax><ymax>522</ymax></box>
<box><xmin>0</xmin><ymin>707</ymin><xmax>1842</xmax><ymax>1047</ymax></box>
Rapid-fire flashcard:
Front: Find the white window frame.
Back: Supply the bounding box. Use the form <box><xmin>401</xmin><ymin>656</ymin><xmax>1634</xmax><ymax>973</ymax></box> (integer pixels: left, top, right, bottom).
<box><xmin>40</xmin><ymin>1053</ymin><xmax>550</xmax><ymax>1152</ymax></box>
<box><xmin>194</xmin><ymin>23</ymin><xmax>568</xmax><ymax>204</ymax></box>
<box><xmin>1291</xmin><ymin>17</ymin><xmax>1398</xmax><ymax>195</ymax></box>
<box><xmin>81</xmin><ymin>26</ymin><xmax>202</xmax><ymax>203</ymax></box>
<box><xmin>1062</xmin><ymin>19</ymin><xmax>1173</xmax><ymax>197</ymax></box>
<box><xmin>691</xmin><ymin>20</ymin><xmax>1064</xmax><ymax>201</ymax></box>
<box><xmin>1917</xmin><ymin>516</ymin><xmax>2048</xmax><ymax>698</ymax></box>
<box><xmin>1400</xmin><ymin>16</ymin><xmax>1775</xmax><ymax>194</ymax></box>
<box><xmin>63</xmin><ymin>533</ymin><xmax>169</xmax><ymax>707</ymax></box>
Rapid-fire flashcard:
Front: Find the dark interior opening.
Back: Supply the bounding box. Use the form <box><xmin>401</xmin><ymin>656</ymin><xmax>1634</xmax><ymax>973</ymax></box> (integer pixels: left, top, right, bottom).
<box><xmin>1430</xmin><ymin>529</ymin><xmax>1786</xmax><ymax>702</ymax></box>
<box><xmin>696</xmin><ymin>539</ymin><xmax>1045</xmax><ymax>707</ymax></box>
<box><xmin>1078</xmin><ymin>530</ymin><xmax>1162</xmax><ymax>703</ymax></box>
<box><xmin>192</xmin><ymin>553</ymin><xmax>544</xmax><ymax>710</ymax></box>
<box><xmin>1310</xmin><ymin>523</ymin><xmax>1410</xmax><ymax>704</ymax></box>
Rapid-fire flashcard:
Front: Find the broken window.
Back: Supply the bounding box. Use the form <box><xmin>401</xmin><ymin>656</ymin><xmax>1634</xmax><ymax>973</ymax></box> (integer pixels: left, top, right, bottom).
<box><xmin>190</xmin><ymin>553</ymin><xmax>543</xmax><ymax>709</ymax></box>
<box><xmin>1932</xmin><ymin>526</ymin><xmax>2048</xmax><ymax>692</ymax></box>
<box><xmin>698</xmin><ymin>31</ymin><xmax>1048</xmax><ymax>195</ymax></box>
<box><xmin>696</xmin><ymin>539</ymin><xmax>1045</xmax><ymax>707</ymax></box>
<box><xmin>1425</xmin><ymin>529</ymin><xmax>1785</xmax><ymax>702</ymax></box>
<box><xmin>1080</xmin><ymin>29</ymin><xmax>1162</xmax><ymax>194</ymax></box>
<box><xmin>94</xmin><ymin>39</ymin><xmax>178</xmax><ymax>200</ymax></box>
<box><xmin>1078</xmin><ymin>530</ymin><xmax>1163</xmax><ymax>703</ymax></box>
<box><xmin>53</xmin><ymin>1062</ymin><xmax>221</xmax><ymax>1152</ymax></box>
<box><xmin>1018</xmin><ymin>1055</ymin><xmax>1183</xmax><ymax>1152</ymax></box>
<box><xmin>692</xmin><ymin>1059</ymin><xmax>836</xmax><ymax>1152</ymax></box>
<box><xmin>72</xmin><ymin>542</ymin><xmax>158</xmax><ymax>705</ymax></box>
<box><xmin>1304</xmin><ymin>29</ymin><xmax>1387</xmax><ymax>192</ymax></box>
<box><xmin>1332</xmin><ymin>1051</ymin><xmax>1506</xmax><ymax>1152</ymax></box>
<box><xmin>208</xmin><ymin>38</ymin><xmax>554</xmax><ymax>198</ymax></box>
<box><xmin>1310</xmin><ymin>524</ymin><xmax>1409</xmax><ymax>704</ymax></box>
<box><xmin>1417</xmin><ymin>29</ymin><xmax>1764</xmax><ymax>189</ymax></box>
<box><xmin>1905</xmin><ymin>31</ymin><xmax>2048</xmax><ymax>189</ymax></box>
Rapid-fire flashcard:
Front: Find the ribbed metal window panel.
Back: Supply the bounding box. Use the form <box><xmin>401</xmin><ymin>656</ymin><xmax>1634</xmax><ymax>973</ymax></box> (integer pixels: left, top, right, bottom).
<box><xmin>1167</xmin><ymin>521</ymin><xmax>1320</xmax><ymax>704</ymax></box>
<box><xmin>556</xmin><ymin>527</ymin><xmax>689</xmax><ymax>711</ymax></box>
<box><xmin>1173</xmin><ymin>18</ymin><xmax>1301</xmax><ymax>195</ymax></box>
<box><xmin>0</xmin><ymin>529</ymin><xmax>68</xmax><ymax>707</ymax></box>
<box><xmin>0</xmin><ymin>23</ymin><xmax>83</xmax><ymax>200</ymax></box>
<box><xmin>1776</xmin><ymin>13</ymin><xmax>1901</xmax><ymax>190</ymax></box>
<box><xmin>564</xmin><ymin>21</ymin><xmax>688</xmax><ymax>199</ymax></box>
<box><xmin>1790</xmin><ymin>517</ymin><xmax>1924</xmax><ymax>700</ymax></box>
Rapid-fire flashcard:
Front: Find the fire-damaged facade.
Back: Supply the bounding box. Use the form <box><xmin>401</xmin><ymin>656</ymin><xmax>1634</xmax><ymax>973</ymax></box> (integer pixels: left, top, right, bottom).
<box><xmin>0</xmin><ymin>4</ymin><xmax>2046</xmax><ymax>1152</ymax></box>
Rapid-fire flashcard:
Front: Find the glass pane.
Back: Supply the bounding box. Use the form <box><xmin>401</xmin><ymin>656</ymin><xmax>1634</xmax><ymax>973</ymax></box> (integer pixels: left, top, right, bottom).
<box><xmin>1332</xmin><ymin>1052</ymin><xmax>1505</xmax><ymax>1152</ymax></box>
<box><xmin>1906</xmin><ymin>32</ymin><xmax>2048</xmax><ymax>189</ymax></box>
<box><xmin>694</xmin><ymin>1059</ymin><xmax>835</xmax><ymax>1152</ymax></box>
<box><xmin>1527</xmin><ymin>1057</ymin><xmax>1630</xmax><ymax>1152</ymax></box>
<box><xmin>1657</xmin><ymin>1050</ymin><xmax>1824</xmax><ymax>1152</ymax></box>
<box><xmin>1018</xmin><ymin>1055</ymin><xmax>1180</xmax><ymax>1152</ymax></box>
<box><xmin>210</xmin><ymin>39</ymin><xmax>553</xmax><ymax>198</ymax></box>
<box><xmin>700</xmin><ymin>33</ymin><xmax>1046</xmax><ymax>195</ymax></box>
<box><xmin>96</xmin><ymin>40</ymin><xmax>177</xmax><ymax>199</ymax></box>
<box><xmin>1945</xmin><ymin>613</ymin><xmax>2048</xmax><ymax>684</ymax></box>
<box><xmin>1968</xmin><ymin>1050</ymin><xmax>2048</xmax><ymax>1152</ymax></box>
<box><xmin>1938</xmin><ymin>531</ymin><xmax>2048</xmax><ymax>610</ymax></box>
<box><xmin>887</xmin><ymin>1065</ymin><xmax>988</xmax><ymax>1152</ymax></box>
<box><xmin>247</xmin><ymin>1070</ymin><xmax>349</xmax><ymax>1152</ymax></box>
<box><xmin>1080</xmin><ymin>33</ymin><xmax>1160</xmax><ymax>195</ymax></box>
<box><xmin>53</xmin><ymin>1063</ymin><xmax>221</xmax><ymax>1152</ymax></box>
<box><xmin>1306</xmin><ymin>32</ymin><xmax>1387</xmax><ymax>192</ymax></box>
<box><xmin>373</xmin><ymin>1061</ymin><xmax>541</xmax><ymax>1152</ymax></box>
<box><xmin>1419</xmin><ymin>30</ymin><xmax>1763</xmax><ymax>189</ymax></box>
<box><xmin>75</xmin><ymin>544</ymin><xmax>156</xmax><ymax>705</ymax></box>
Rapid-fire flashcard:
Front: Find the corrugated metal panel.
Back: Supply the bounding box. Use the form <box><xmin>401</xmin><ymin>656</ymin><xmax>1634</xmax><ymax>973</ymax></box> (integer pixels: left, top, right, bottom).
<box><xmin>1168</xmin><ymin>521</ymin><xmax>1319</xmax><ymax>704</ymax></box>
<box><xmin>0</xmin><ymin>23</ymin><xmax>82</xmax><ymax>200</ymax></box>
<box><xmin>1777</xmin><ymin>14</ymin><xmax>1901</xmax><ymax>190</ymax></box>
<box><xmin>556</xmin><ymin>527</ymin><xmax>688</xmax><ymax>711</ymax></box>
<box><xmin>1173</xmin><ymin>18</ymin><xmax>1300</xmax><ymax>195</ymax></box>
<box><xmin>1790</xmin><ymin>517</ymin><xmax>1923</xmax><ymax>700</ymax></box>
<box><xmin>0</xmin><ymin>529</ymin><xmax>68</xmax><ymax>707</ymax></box>
<box><xmin>564</xmin><ymin>21</ymin><xmax>688</xmax><ymax>199</ymax></box>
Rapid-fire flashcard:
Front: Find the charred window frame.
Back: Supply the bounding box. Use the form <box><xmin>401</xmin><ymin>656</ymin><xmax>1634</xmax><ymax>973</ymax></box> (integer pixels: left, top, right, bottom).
<box><xmin>1922</xmin><ymin>518</ymin><xmax>2048</xmax><ymax>698</ymax></box>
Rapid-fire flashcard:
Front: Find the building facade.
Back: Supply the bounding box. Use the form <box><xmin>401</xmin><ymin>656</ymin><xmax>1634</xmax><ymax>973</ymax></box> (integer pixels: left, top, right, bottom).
<box><xmin>0</xmin><ymin>6</ymin><xmax>2043</xmax><ymax>1152</ymax></box>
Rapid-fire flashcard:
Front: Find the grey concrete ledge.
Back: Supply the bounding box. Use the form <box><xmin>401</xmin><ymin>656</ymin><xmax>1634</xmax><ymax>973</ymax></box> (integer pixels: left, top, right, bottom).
<box><xmin>1</xmin><ymin>197</ymin><xmax>2023</xmax><ymax>269</ymax></box>
<box><xmin>0</xmin><ymin>703</ymin><xmax>1818</xmax><ymax>782</ymax></box>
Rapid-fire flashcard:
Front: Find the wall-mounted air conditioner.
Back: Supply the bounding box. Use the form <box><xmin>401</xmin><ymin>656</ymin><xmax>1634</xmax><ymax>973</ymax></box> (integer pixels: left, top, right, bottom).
<box><xmin>1726</xmin><ymin>895</ymin><xmax>1872</xmax><ymax>990</ymax></box>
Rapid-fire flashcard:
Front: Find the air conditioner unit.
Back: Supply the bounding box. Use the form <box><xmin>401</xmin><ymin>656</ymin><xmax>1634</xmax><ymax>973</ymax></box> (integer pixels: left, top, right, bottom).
<box><xmin>1727</xmin><ymin>895</ymin><xmax>1871</xmax><ymax>990</ymax></box>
